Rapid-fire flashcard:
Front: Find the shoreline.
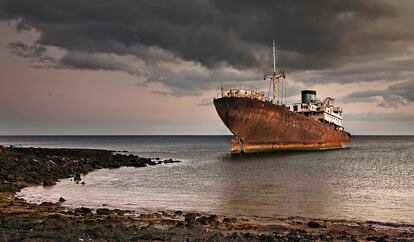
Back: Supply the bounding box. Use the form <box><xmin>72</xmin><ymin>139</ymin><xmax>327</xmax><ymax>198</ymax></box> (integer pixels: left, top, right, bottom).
<box><xmin>1</xmin><ymin>146</ymin><xmax>413</xmax><ymax>241</ymax></box>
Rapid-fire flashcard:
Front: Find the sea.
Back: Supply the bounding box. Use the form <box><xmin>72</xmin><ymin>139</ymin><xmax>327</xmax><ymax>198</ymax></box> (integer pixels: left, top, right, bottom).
<box><xmin>1</xmin><ymin>135</ymin><xmax>413</xmax><ymax>224</ymax></box>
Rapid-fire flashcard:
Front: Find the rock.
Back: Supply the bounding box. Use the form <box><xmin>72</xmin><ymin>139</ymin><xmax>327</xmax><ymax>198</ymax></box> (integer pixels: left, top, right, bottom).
<box><xmin>42</xmin><ymin>178</ymin><xmax>56</xmax><ymax>187</ymax></box>
<box><xmin>96</xmin><ymin>208</ymin><xmax>111</xmax><ymax>215</ymax></box>
<box><xmin>185</xmin><ymin>213</ymin><xmax>200</xmax><ymax>223</ymax></box>
<box><xmin>175</xmin><ymin>221</ymin><xmax>184</xmax><ymax>227</ymax></box>
<box><xmin>81</xmin><ymin>181</ymin><xmax>85</xmax><ymax>185</ymax></box>
<box><xmin>223</xmin><ymin>217</ymin><xmax>237</xmax><ymax>223</ymax></box>
<box><xmin>173</xmin><ymin>210</ymin><xmax>183</xmax><ymax>215</ymax></box>
<box><xmin>307</xmin><ymin>220</ymin><xmax>323</xmax><ymax>228</ymax></box>
<box><xmin>74</xmin><ymin>207</ymin><xmax>92</xmax><ymax>215</ymax></box>
<box><xmin>366</xmin><ymin>236</ymin><xmax>388</xmax><ymax>241</ymax></box>
<box><xmin>59</xmin><ymin>197</ymin><xmax>66</xmax><ymax>202</ymax></box>
<box><xmin>242</xmin><ymin>233</ymin><xmax>257</xmax><ymax>239</ymax></box>
<box><xmin>113</xmin><ymin>209</ymin><xmax>125</xmax><ymax>216</ymax></box>
<box><xmin>195</xmin><ymin>215</ymin><xmax>218</xmax><ymax>226</ymax></box>
<box><xmin>163</xmin><ymin>159</ymin><xmax>180</xmax><ymax>164</ymax></box>
<box><xmin>228</xmin><ymin>232</ymin><xmax>241</xmax><ymax>241</ymax></box>
<box><xmin>132</xmin><ymin>162</ymin><xmax>146</xmax><ymax>167</ymax></box>
<box><xmin>74</xmin><ymin>173</ymin><xmax>81</xmax><ymax>181</ymax></box>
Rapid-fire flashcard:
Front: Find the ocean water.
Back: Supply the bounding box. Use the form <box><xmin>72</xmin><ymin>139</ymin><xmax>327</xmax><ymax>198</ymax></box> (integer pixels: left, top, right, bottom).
<box><xmin>1</xmin><ymin>135</ymin><xmax>413</xmax><ymax>224</ymax></box>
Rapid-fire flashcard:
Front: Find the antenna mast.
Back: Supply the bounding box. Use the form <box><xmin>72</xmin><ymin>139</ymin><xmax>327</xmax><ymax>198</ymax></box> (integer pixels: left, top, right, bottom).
<box><xmin>273</xmin><ymin>40</ymin><xmax>276</xmax><ymax>73</ymax></box>
<box><xmin>264</xmin><ymin>40</ymin><xmax>286</xmax><ymax>105</ymax></box>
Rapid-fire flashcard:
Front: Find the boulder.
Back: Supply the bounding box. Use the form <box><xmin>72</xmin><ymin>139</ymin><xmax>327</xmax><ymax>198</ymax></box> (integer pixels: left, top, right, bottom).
<box><xmin>42</xmin><ymin>178</ymin><xmax>56</xmax><ymax>187</ymax></box>
<box><xmin>196</xmin><ymin>215</ymin><xmax>218</xmax><ymax>226</ymax></box>
<box><xmin>185</xmin><ymin>213</ymin><xmax>200</xmax><ymax>223</ymax></box>
<box><xmin>307</xmin><ymin>220</ymin><xmax>323</xmax><ymax>228</ymax></box>
<box><xmin>96</xmin><ymin>208</ymin><xmax>111</xmax><ymax>215</ymax></box>
<box><xmin>74</xmin><ymin>173</ymin><xmax>81</xmax><ymax>181</ymax></box>
<box><xmin>74</xmin><ymin>207</ymin><xmax>92</xmax><ymax>215</ymax></box>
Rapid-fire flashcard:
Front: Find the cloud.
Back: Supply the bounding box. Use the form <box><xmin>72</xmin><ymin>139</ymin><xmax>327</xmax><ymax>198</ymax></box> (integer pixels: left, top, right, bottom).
<box><xmin>291</xmin><ymin>57</ymin><xmax>414</xmax><ymax>85</ymax></box>
<box><xmin>1</xmin><ymin>0</ymin><xmax>414</xmax><ymax>96</ymax></box>
<box><xmin>59</xmin><ymin>51</ymin><xmax>142</xmax><ymax>76</ymax></box>
<box><xmin>2</xmin><ymin>0</ymin><xmax>409</xmax><ymax>69</ymax></box>
<box><xmin>346</xmin><ymin>112</ymin><xmax>414</xmax><ymax>122</ymax></box>
<box><xmin>341</xmin><ymin>80</ymin><xmax>414</xmax><ymax>107</ymax></box>
<box><xmin>8</xmin><ymin>41</ymin><xmax>55</xmax><ymax>64</ymax></box>
<box><xmin>197</xmin><ymin>98</ymin><xmax>212</xmax><ymax>106</ymax></box>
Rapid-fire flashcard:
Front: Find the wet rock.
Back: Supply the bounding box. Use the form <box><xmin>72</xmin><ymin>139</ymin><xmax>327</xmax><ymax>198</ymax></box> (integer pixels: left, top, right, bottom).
<box><xmin>132</xmin><ymin>162</ymin><xmax>146</xmax><ymax>167</ymax></box>
<box><xmin>96</xmin><ymin>208</ymin><xmax>111</xmax><ymax>215</ymax></box>
<box><xmin>184</xmin><ymin>213</ymin><xmax>200</xmax><ymax>223</ymax></box>
<box><xmin>74</xmin><ymin>207</ymin><xmax>92</xmax><ymax>215</ymax></box>
<box><xmin>74</xmin><ymin>173</ymin><xmax>81</xmax><ymax>181</ymax></box>
<box><xmin>287</xmin><ymin>229</ymin><xmax>312</xmax><ymax>241</ymax></box>
<box><xmin>223</xmin><ymin>217</ymin><xmax>237</xmax><ymax>223</ymax></box>
<box><xmin>58</xmin><ymin>197</ymin><xmax>66</xmax><ymax>202</ymax></box>
<box><xmin>81</xmin><ymin>181</ymin><xmax>85</xmax><ymax>185</ymax></box>
<box><xmin>366</xmin><ymin>236</ymin><xmax>388</xmax><ymax>241</ymax></box>
<box><xmin>113</xmin><ymin>209</ymin><xmax>125</xmax><ymax>216</ymax></box>
<box><xmin>258</xmin><ymin>234</ymin><xmax>274</xmax><ymax>241</ymax></box>
<box><xmin>307</xmin><ymin>220</ymin><xmax>323</xmax><ymax>228</ymax></box>
<box><xmin>228</xmin><ymin>232</ymin><xmax>241</xmax><ymax>241</ymax></box>
<box><xmin>196</xmin><ymin>215</ymin><xmax>218</xmax><ymax>226</ymax></box>
<box><xmin>173</xmin><ymin>210</ymin><xmax>183</xmax><ymax>215</ymax></box>
<box><xmin>163</xmin><ymin>159</ymin><xmax>181</xmax><ymax>164</ymax></box>
<box><xmin>242</xmin><ymin>233</ymin><xmax>257</xmax><ymax>239</ymax></box>
<box><xmin>42</xmin><ymin>178</ymin><xmax>56</xmax><ymax>187</ymax></box>
<box><xmin>175</xmin><ymin>221</ymin><xmax>184</xmax><ymax>227</ymax></box>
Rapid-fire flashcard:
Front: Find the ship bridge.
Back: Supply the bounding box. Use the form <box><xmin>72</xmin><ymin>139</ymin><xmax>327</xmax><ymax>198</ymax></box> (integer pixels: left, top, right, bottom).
<box><xmin>288</xmin><ymin>90</ymin><xmax>344</xmax><ymax>130</ymax></box>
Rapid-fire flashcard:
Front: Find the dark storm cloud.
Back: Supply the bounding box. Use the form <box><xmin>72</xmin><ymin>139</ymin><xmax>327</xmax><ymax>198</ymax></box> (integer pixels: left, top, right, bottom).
<box><xmin>59</xmin><ymin>52</ymin><xmax>141</xmax><ymax>75</ymax></box>
<box><xmin>1</xmin><ymin>0</ymin><xmax>414</xmax><ymax>95</ymax></box>
<box><xmin>341</xmin><ymin>81</ymin><xmax>414</xmax><ymax>108</ymax></box>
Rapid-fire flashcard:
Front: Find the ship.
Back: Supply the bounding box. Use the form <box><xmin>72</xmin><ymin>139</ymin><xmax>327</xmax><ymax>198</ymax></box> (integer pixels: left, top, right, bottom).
<box><xmin>213</xmin><ymin>41</ymin><xmax>351</xmax><ymax>154</ymax></box>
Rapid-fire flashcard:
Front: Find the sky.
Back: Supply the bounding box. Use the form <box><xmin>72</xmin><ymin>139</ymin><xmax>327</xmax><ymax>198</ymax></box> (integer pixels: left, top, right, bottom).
<box><xmin>0</xmin><ymin>0</ymin><xmax>413</xmax><ymax>135</ymax></box>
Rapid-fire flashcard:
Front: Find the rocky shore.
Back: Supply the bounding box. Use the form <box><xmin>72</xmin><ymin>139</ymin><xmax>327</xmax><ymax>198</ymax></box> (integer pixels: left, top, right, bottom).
<box><xmin>1</xmin><ymin>146</ymin><xmax>413</xmax><ymax>241</ymax></box>
<box><xmin>0</xmin><ymin>146</ymin><xmax>179</xmax><ymax>193</ymax></box>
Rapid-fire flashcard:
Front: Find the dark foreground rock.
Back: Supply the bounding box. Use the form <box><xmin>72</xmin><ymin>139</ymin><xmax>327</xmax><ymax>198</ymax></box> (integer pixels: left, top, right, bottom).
<box><xmin>1</xmin><ymin>193</ymin><xmax>413</xmax><ymax>242</ymax></box>
<box><xmin>0</xmin><ymin>145</ymin><xmax>413</xmax><ymax>241</ymax></box>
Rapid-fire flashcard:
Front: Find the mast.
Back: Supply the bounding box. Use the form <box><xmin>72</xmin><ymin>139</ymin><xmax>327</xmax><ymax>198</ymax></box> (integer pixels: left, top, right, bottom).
<box><xmin>273</xmin><ymin>40</ymin><xmax>276</xmax><ymax>73</ymax></box>
<box><xmin>264</xmin><ymin>40</ymin><xmax>286</xmax><ymax>105</ymax></box>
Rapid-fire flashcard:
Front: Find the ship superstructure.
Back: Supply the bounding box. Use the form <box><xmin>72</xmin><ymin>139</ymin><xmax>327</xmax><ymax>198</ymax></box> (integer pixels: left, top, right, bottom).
<box><xmin>213</xmin><ymin>41</ymin><xmax>350</xmax><ymax>153</ymax></box>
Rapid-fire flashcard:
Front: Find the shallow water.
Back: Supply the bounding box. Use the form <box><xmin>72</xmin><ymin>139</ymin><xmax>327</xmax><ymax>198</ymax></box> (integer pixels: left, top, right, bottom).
<box><xmin>1</xmin><ymin>135</ymin><xmax>413</xmax><ymax>223</ymax></box>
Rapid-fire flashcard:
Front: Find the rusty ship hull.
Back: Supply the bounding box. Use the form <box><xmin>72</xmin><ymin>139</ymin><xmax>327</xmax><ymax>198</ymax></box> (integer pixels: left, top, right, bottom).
<box><xmin>214</xmin><ymin>97</ymin><xmax>351</xmax><ymax>154</ymax></box>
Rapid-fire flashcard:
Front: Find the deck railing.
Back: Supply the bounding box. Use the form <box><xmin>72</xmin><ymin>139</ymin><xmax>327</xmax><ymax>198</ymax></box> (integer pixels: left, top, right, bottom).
<box><xmin>216</xmin><ymin>84</ymin><xmax>265</xmax><ymax>100</ymax></box>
